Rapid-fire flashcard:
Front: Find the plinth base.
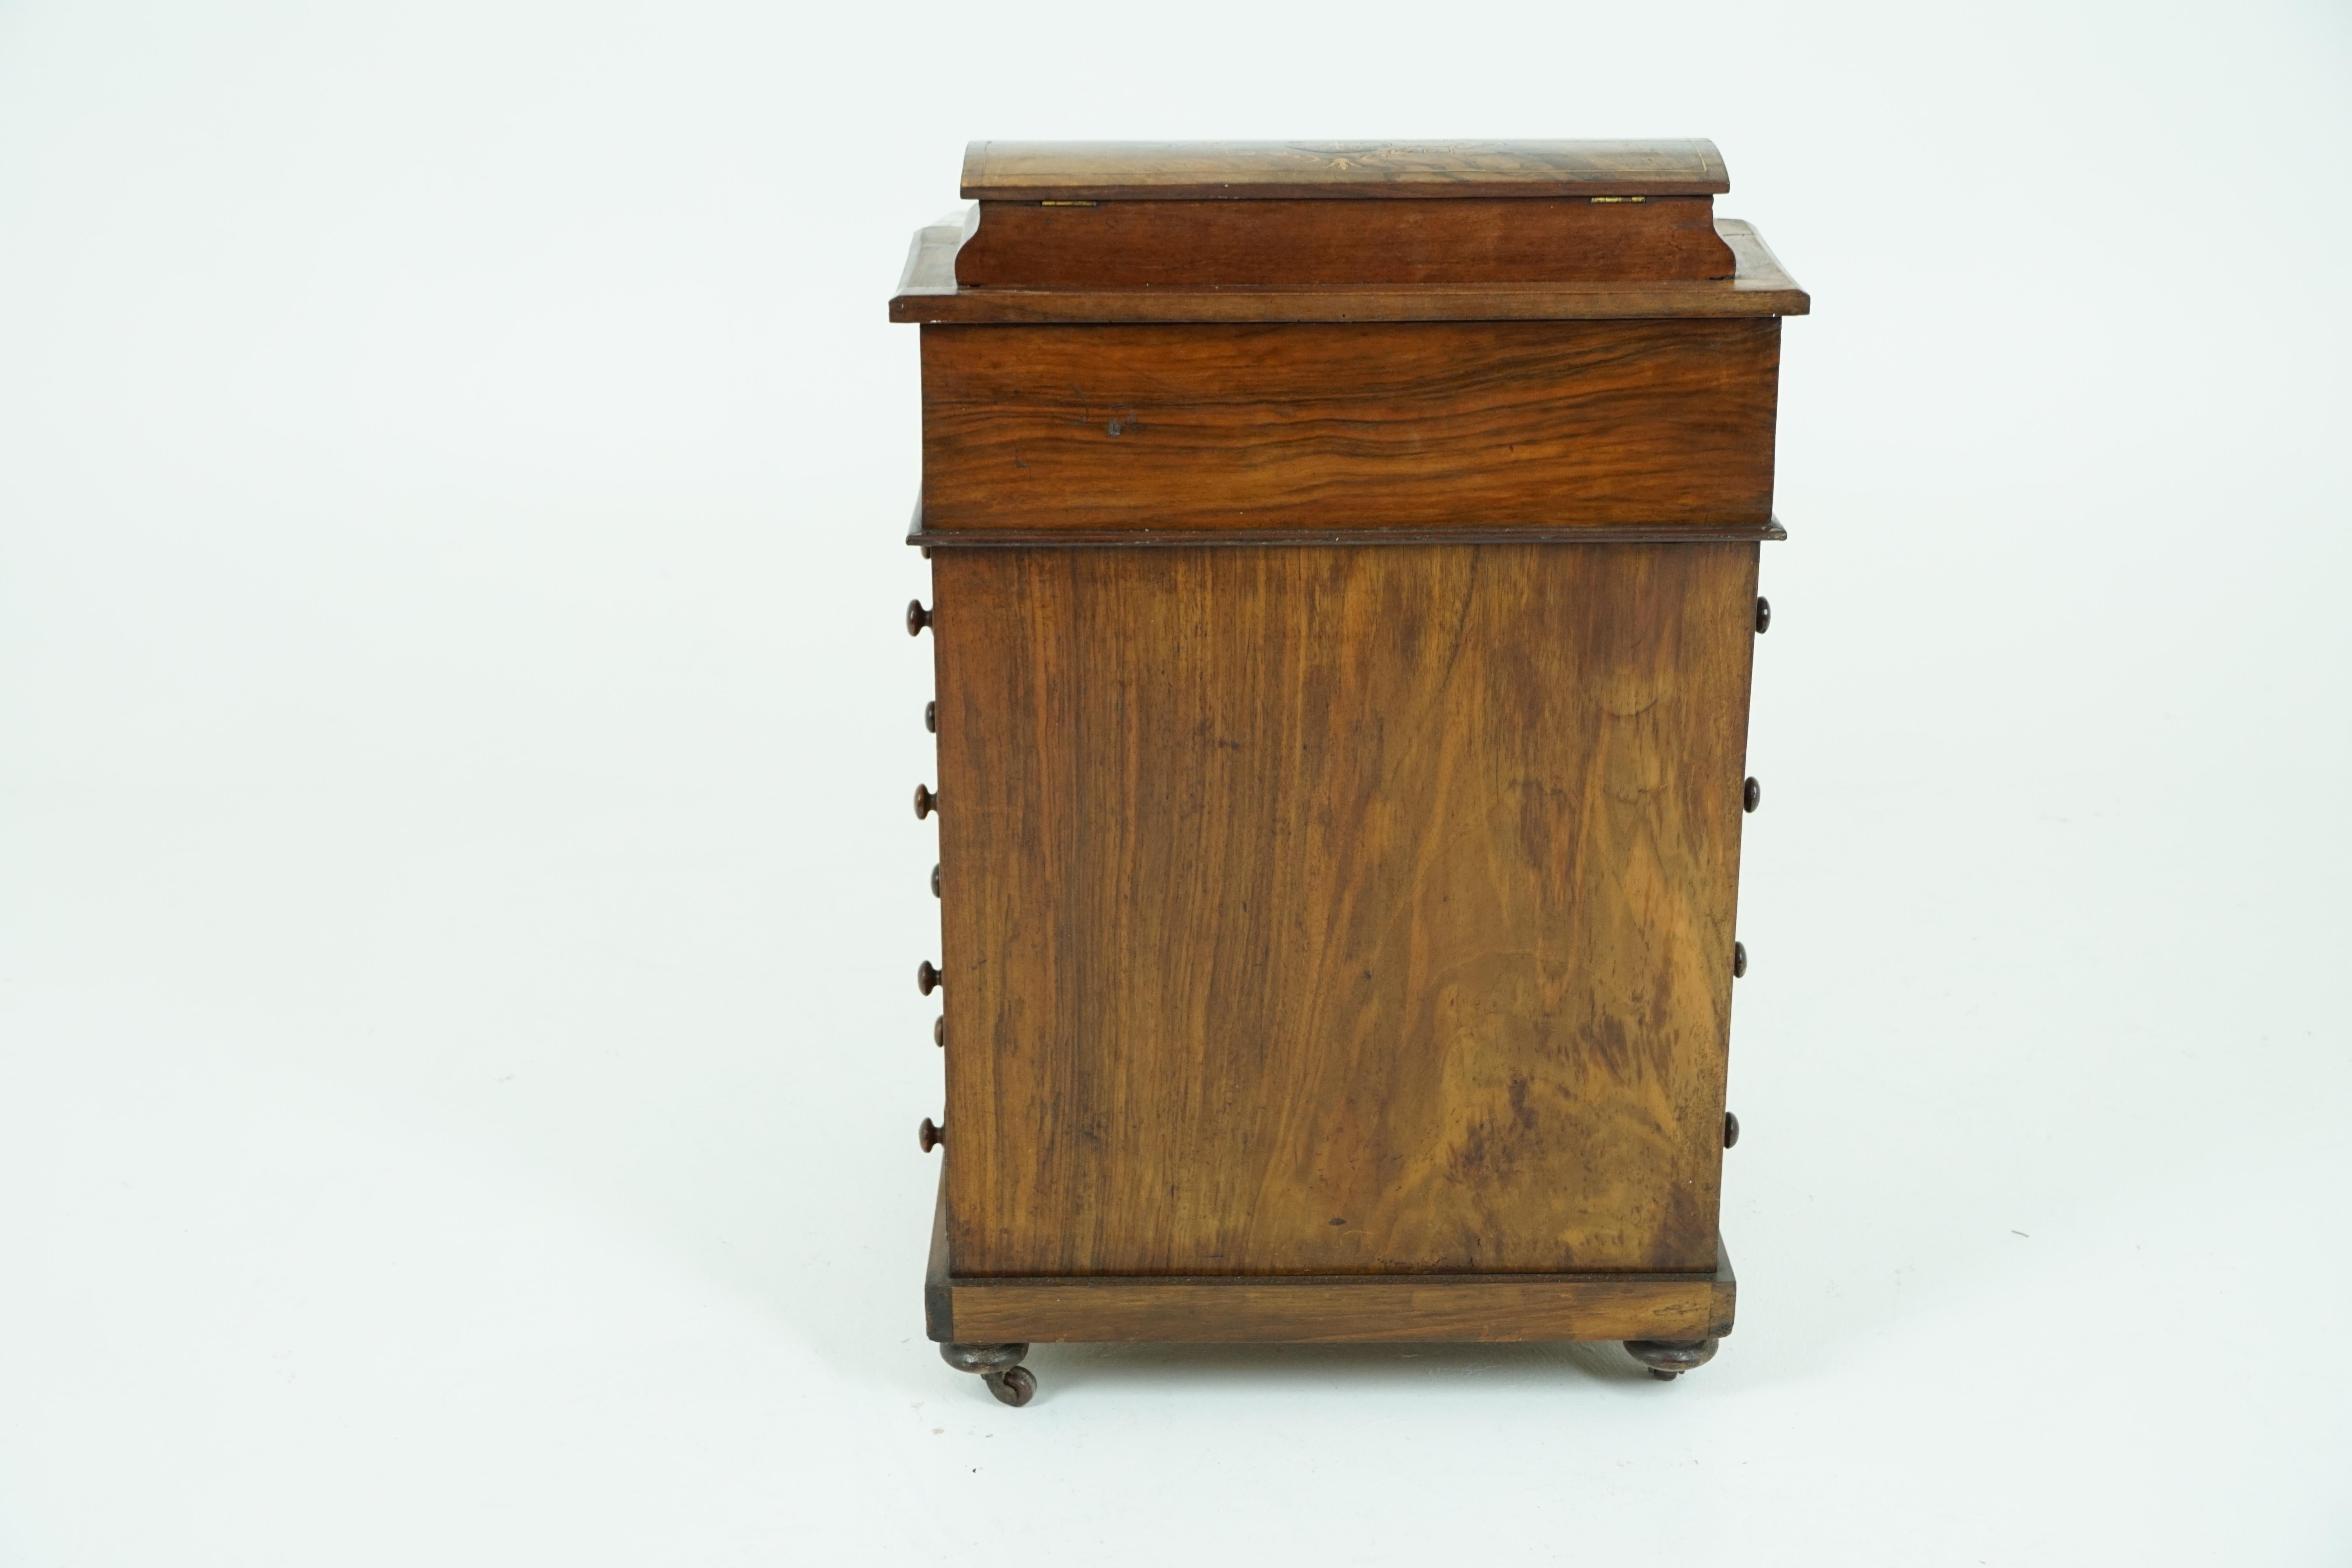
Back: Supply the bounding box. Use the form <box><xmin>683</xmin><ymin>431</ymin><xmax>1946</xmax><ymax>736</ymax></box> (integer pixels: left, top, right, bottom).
<box><xmin>923</xmin><ymin>1178</ymin><xmax>1735</xmax><ymax>1347</ymax></box>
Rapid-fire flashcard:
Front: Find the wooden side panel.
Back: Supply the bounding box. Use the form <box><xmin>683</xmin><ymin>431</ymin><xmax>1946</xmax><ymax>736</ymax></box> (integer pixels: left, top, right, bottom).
<box><xmin>918</xmin><ymin>320</ymin><xmax>1780</xmax><ymax>531</ymax></box>
<box><xmin>933</xmin><ymin>544</ymin><xmax>1757</xmax><ymax>1278</ymax></box>
<box><xmin>955</xmin><ymin>197</ymin><xmax>1736</xmax><ymax>287</ymax></box>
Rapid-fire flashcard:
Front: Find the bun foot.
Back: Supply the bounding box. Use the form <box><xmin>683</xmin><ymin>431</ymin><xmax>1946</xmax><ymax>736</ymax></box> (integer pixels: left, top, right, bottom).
<box><xmin>940</xmin><ymin>1341</ymin><xmax>1035</xmax><ymax>1406</ymax></box>
<box><xmin>987</xmin><ymin>1365</ymin><xmax>1036</xmax><ymax>1406</ymax></box>
<box><xmin>1625</xmin><ymin>1338</ymin><xmax>1720</xmax><ymax>1379</ymax></box>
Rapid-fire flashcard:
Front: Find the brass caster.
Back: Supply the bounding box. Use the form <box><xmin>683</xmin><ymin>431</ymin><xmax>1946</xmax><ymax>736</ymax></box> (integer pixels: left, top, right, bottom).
<box><xmin>941</xmin><ymin>1342</ymin><xmax>1034</xmax><ymax>1406</ymax></box>
<box><xmin>1625</xmin><ymin>1338</ymin><xmax>1720</xmax><ymax>1379</ymax></box>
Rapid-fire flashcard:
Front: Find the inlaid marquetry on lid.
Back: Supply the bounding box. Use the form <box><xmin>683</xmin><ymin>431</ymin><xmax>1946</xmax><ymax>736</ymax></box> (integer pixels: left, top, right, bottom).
<box><xmin>893</xmin><ymin>138</ymin><xmax>1806</xmax><ymax>321</ymax></box>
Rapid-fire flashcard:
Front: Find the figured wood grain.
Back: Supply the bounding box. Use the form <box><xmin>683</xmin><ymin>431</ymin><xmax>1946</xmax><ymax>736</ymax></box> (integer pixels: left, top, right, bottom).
<box><xmin>893</xmin><ymin>217</ymin><xmax>1810</xmax><ymax>324</ymax></box>
<box><xmin>919</xmin><ymin>318</ymin><xmax>1780</xmax><ymax>532</ymax></box>
<box><xmin>954</xmin><ymin>197</ymin><xmax>1735</xmax><ymax>287</ymax></box>
<box><xmin>960</xmin><ymin>139</ymin><xmax>1730</xmax><ymax>200</ymax></box>
<box><xmin>933</xmin><ymin>543</ymin><xmax>1756</xmax><ymax>1278</ymax></box>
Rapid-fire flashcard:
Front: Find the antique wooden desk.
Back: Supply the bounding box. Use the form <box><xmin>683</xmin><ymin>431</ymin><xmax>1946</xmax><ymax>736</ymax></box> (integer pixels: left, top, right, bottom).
<box><xmin>891</xmin><ymin>141</ymin><xmax>1806</xmax><ymax>1405</ymax></box>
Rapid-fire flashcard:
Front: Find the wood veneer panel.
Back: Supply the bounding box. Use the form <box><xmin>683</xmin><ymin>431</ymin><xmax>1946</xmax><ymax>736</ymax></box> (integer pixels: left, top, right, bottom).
<box><xmin>955</xmin><ymin>197</ymin><xmax>1735</xmax><ymax>287</ymax></box>
<box><xmin>933</xmin><ymin>543</ymin><xmax>1757</xmax><ymax>1278</ymax></box>
<box><xmin>919</xmin><ymin>319</ymin><xmax>1780</xmax><ymax>532</ymax></box>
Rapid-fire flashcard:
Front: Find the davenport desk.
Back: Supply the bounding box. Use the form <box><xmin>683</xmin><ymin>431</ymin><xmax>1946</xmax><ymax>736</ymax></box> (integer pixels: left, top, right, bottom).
<box><xmin>890</xmin><ymin>141</ymin><xmax>1806</xmax><ymax>1405</ymax></box>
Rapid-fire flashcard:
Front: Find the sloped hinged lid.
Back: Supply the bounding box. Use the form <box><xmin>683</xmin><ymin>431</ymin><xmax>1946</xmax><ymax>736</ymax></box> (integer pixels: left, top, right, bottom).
<box><xmin>953</xmin><ymin>139</ymin><xmax>1737</xmax><ymax>288</ymax></box>
<box><xmin>961</xmin><ymin>140</ymin><xmax>1730</xmax><ymax>200</ymax></box>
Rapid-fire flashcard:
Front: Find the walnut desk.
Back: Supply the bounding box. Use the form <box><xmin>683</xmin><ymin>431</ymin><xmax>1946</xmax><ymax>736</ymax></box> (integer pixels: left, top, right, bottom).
<box><xmin>891</xmin><ymin>141</ymin><xmax>1806</xmax><ymax>1405</ymax></box>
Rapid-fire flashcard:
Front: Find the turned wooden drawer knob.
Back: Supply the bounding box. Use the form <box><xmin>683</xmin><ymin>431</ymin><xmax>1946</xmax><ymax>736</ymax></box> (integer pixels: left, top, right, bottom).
<box><xmin>1724</xmin><ymin>1112</ymin><xmax>1740</xmax><ymax>1148</ymax></box>
<box><xmin>907</xmin><ymin>600</ymin><xmax>932</xmax><ymax>636</ymax></box>
<box><xmin>933</xmin><ymin>1017</ymin><xmax>944</xmax><ymax>1048</ymax></box>
<box><xmin>916</xmin><ymin>960</ymin><xmax>942</xmax><ymax>995</ymax></box>
<box><xmin>1732</xmin><ymin>940</ymin><xmax>1747</xmax><ymax>978</ymax></box>
<box><xmin>1755</xmin><ymin>596</ymin><xmax>1771</xmax><ymax>633</ymax></box>
<box><xmin>925</xmin><ymin>700</ymin><xmax>937</xmax><ymax>733</ymax></box>
<box><xmin>914</xmin><ymin>784</ymin><xmax>936</xmax><ymax>818</ymax></box>
<box><xmin>1743</xmin><ymin>777</ymin><xmax>1761</xmax><ymax>813</ymax></box>
<box><xmin>931</xmin><ymin>863</ymin><xmax>941</xmax><ymax>897</ymax></box>
<box><xmin>919</xmin><ymin>1117</ymin><xmax>944</xmax><ymax>1152</ymax></box>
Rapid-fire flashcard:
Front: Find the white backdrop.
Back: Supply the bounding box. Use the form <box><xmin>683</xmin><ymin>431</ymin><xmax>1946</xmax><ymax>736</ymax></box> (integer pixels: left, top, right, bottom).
<box><xmin>2</xmin><ymin>2</ymin><xmax>2347</xmax><ymax>1562</ymax></box>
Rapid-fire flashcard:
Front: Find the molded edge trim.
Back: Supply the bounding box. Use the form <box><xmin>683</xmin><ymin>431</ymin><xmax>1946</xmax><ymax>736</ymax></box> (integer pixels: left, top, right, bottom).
<box><xmin>909</xmin><ymin>520</ymin><xmax>1789</xmax><ymax>549</ymax></box>
<box><xmin>891</xmin><ymin>218</ymin><xmax>1809</xmax><ymax>323</ymax></box>
<box><xmin>929</xmin><ymin>1245</ymin><xmax>1737</xmax><ymax>1345</ymax></box>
